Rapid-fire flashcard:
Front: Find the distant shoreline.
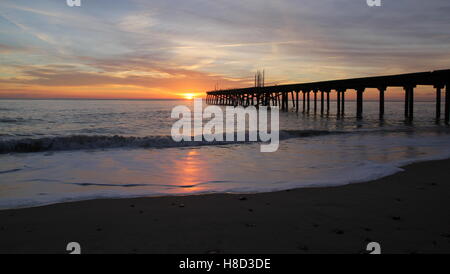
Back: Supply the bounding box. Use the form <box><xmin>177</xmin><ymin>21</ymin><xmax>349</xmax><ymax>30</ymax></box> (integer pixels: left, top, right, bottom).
<box><xmin>1</xmin><ymin>158</ymin><xmax>449</xmax><ymax>254</ymax></box>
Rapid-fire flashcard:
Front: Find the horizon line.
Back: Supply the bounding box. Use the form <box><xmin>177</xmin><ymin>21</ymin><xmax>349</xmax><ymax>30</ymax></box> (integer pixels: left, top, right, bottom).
<box><xmin>0</xmin><ymin>98</ymin><xmax>192</xmax><ymax>101</ymax></box>
<box><xmin>0</xmin><ymin>98</ymin><xmax>441</xmax><ymax>103</ymax></box>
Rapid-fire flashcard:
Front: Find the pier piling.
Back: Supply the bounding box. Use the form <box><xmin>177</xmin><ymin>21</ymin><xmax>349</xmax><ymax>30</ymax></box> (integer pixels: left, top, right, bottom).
<box><xmin>356</xmin><ymin>88</ymin><xmax>364</xmax><ymax>119</ymax></box>
<box><xmin>341</xmin><ymin>90</ymin><xmax>346</xmax><ymax>116</ymax></box>
<box><xmin>307</xmin><ymin>91</ymin><xmax>311</xmax><ymax>114</ymax></box>
<box><xmin>379</xmin><ymin>87</ymin><xmax>386</xmax><ymax>119</ymax></box>
<box><xmin>337</xmin><ymin>91</ymin><xmax>341</xmax><ymax>117</ymax></box>
<box><xmin>302</xmin><ymin>91</ymin><xmax>306</xmax><ymax>113</ymax></box>
<box><xmin>404</xmin><ymin>87</ymin><xmax>410</xmax><ymax>119</ymax></box>
<box><xmin>314</xmin><ymin>90</ymin><xmax>318</xmax><ymax>114</ymax></box>
<box><xmin>409</xmin><ymin>86</ymin><xmax>415</xmax><ymax>120</ymax></box>
<box><xmin>326</xmin><ymin>91</ymin><xmax>330</xmax><ymax>115</ymax></box>
<box><xmin>320</xmin><ymin>90</ymin><xmax>325</xmax><ymax>116</ymax></box>
<box><xmin>446</xmin><ymin>83</ymin><xmax>450</xmax><ymax>124</ymax></box>
<box><xmin>435</xmin><ymin>86</ymin><xmax>441</xmax><ymax>121</ymax></box>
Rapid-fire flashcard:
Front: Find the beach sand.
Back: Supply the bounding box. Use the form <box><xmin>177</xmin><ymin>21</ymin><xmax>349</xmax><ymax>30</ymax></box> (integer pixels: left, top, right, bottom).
<box><xmin>1</xmin><ymin>159</ymin><xmax>450</xmax><ymax>254</ymax></box>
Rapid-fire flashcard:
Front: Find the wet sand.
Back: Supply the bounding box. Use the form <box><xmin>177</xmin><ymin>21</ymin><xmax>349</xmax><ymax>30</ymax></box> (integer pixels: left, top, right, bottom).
<box><xmin>1</xmin><ymin>159</ymin><xmax>450</xmax><ymax>254</ymax></box>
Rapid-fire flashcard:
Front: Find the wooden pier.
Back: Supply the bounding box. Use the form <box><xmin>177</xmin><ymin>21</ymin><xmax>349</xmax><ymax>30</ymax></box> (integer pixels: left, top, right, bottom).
<box><xmin>206</xmin><ymin>69</ymin><xmax>450</xmax><ymax>123</ymax></box>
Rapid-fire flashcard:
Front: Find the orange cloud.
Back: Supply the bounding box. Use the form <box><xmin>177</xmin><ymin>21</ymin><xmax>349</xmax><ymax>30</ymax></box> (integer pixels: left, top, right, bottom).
<box><xmin>0</xmin><ymin>59</ymin><xmax>252</xmax><ymax>99</ymax></box>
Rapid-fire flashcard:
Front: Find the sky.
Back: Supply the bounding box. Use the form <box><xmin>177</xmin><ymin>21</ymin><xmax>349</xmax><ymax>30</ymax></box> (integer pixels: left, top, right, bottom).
<box><xmin>0</xmin><ymin>0</ymin><xmax>449</xmax><ymax>99</ymax></box>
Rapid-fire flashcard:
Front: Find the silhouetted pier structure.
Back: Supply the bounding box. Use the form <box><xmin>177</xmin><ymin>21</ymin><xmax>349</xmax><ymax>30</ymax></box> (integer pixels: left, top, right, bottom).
<box><xmin>206</xmin><ymin>69</ymin><xmax>450</xmax><ymax>123</ymax></box>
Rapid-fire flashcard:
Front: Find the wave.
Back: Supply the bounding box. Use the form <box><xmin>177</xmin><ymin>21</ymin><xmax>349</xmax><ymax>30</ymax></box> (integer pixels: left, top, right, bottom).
<box><xmin>0</xmin><ymin>118</ymin><xmax>25</xmax><ymax>123</ymax></box>
<box><xmin>0</xmin><ymin>117</ymin><xmax>44</xmax><ymax>124</ymax></box>
<box><xmin>0</xmin><ymin>130</ymin><xmax>337</xmax><ymax>154</ymax></box>
<box><xmin>0</xmin><ymin>168</ymin><xmax>22</xmax><ymax>174</ymax></box>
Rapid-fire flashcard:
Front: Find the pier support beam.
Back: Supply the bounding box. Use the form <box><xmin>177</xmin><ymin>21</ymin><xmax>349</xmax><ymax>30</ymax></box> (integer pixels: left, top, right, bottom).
<box><xmin>320</xmin><ymin>90</ymin><xmax>324</xmax><ymax>116</ymax></box>
<box><xmin>409</xmin><ymin>87</ymin><xmax>415</xmax><ymax>119</ymax></box>
<box><xmin>337</xmin><ymin>90</ymin><xmax>341</xmax><ymax>116</ymax></box>
<box><xmin>307</xmin><ymin>91</ymin><xmax>311</xmax><ymax>113</ymax></box>
<box><xmin>284</xmin><ymin>92</ymin><xmax>289</xmax><ymax>111</ymax></box>
<box><xmin>446</xmin><ymin>83</ymin><xmax>450</xmax><ymax>124</ymax></box>
<box><xmin>326</xmin><ymin>91</ymin><xmax>330</xmax><ymax>115</ymax></box>
<box><xmin>302</xmin><ymin>91</ymin><xmax>306</xmax><ymax>113</ymax></box>
<box><xmin>356</xmin><ymin>88</ymin><xmax>365</xmax><ymax>119</ymax></box>
<box><xmin>313</xmin><ymin>90</ymin><xmax>318</xmax><ymax>114</ymax></box>
<box><xmin>404</xmin><ymin>87</ymin><xmax>410</xmax><ymax>118</ymax></box>
<box><xmin>296</xmin><ymin>91</ymin><xmax>299</xmax><ymax>113</ymax></box>
<box><xmin>284</xmin><ymin>92</ymin><xmax>288</xmax><ymax>108</ymax></box>
<box><xmin>291</xmin><ymin>92</ymin><xmax>296</xmax><ymax>109</ymax></box>
<box><xmin>435</xmin><ymin>85</ymin><xmax>441</xmax><ymax>122</ymax></box>
<box><xmin>379</xmin><ymin>87</ymin><xmax>386</xmax><ymax>119</ymax></box>
<box><xmin>341</xmin><ymin>90</ymin><xmax>346</xmax><ymax>116</ymax></box>
<box><xmin>404</xmin><ymin>86</ymin><xmax>415</xmax><ymax>120</ymax></box>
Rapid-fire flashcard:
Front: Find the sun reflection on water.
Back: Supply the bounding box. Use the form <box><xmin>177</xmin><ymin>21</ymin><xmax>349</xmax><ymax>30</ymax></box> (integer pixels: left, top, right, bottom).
<box><xmin>171</xmin><ymin>149</ymin><xmax>208</xmax><ymax>194</ymax></box>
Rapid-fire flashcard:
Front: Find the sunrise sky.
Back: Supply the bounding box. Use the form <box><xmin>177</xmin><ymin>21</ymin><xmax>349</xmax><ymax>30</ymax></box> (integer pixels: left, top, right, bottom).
<box><xmin>0</xmin><ymin>0</ymin><xmax>449</xmax><ymax>99</ymax></box>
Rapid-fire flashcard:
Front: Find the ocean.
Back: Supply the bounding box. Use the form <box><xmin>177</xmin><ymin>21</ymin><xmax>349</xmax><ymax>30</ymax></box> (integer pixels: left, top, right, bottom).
<box><xmin>1</xmin><ymin>99</ymin><xmax>449</xmax><ymax>209</ymax></box>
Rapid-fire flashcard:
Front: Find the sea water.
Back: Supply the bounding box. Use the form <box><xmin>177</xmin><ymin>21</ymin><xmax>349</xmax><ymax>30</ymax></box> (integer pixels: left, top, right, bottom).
<box><xmin>1</xmin><ymin>99</ymin><xmax>449</xmax><ymax>209</ymax></box>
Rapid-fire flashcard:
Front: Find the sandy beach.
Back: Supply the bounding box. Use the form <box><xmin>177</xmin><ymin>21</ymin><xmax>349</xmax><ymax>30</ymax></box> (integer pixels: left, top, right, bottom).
<box><xmin>1</xmin><ymin>158</ymin><xmax>450</xmax><ymax>254</ymax></box>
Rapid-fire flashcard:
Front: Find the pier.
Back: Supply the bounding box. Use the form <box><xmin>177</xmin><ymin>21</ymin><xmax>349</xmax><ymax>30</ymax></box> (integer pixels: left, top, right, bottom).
<box><xmin>206</xmin><ymin>69</ymin><xmax>450</xmax><ymax>123</ymax></box>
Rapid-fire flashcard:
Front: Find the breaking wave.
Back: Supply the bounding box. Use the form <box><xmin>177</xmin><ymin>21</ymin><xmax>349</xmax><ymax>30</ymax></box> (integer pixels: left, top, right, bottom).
<box><xmin>0</xmin><ymin>130</ymin><xmax>337</xmax><ymax>154</ymax></box>
<box><xmin>0</xmin><ymin>118</ymin><xmax>25</xmax><ymax>123</ymax></box>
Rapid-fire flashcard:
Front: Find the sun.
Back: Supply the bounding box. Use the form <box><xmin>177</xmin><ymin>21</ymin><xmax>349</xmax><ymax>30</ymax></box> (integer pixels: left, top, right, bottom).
<box><xmin>184</xmin><ymin>93</ymin><xmax>195</xmax><ymax>100</ymax></box>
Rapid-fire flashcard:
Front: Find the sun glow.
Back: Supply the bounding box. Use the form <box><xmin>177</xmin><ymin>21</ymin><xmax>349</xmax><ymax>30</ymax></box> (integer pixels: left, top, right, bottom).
<box><xmin>183</xmin><ymin>93</ymin><xmax>196</xmax><ymax>100</ymax></box>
